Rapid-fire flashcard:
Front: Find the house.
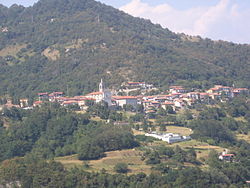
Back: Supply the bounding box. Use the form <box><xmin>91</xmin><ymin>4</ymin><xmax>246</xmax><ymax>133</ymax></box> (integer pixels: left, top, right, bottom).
<box><xmin>127</xmin><ymin>82</ymin><xmax>146</xmax><ymax>88</ymax></box>
<box><xmin>4</xmin><ymin>100</ymin><xmax>20</xmax><ymax>108</ymax></box>
<box><xmin>174</xmin><ymin>99</ymin><xmax>186</xmax><ymax>109</ymax></box>
<box><xmin>219</xmin><ymin>154</ymin><xmax>235</xmax><ymax>162</ymax></box>
<box><xmin>20</xmin><ymin>98</ymin><xmax>29</xmax><ymax>108</ymax></box>
<box><xmin>62</xmin><ymin>100</ymin><xmax>78</xmax><ymax>107</ymax></box>
<box><xmin>49</xmin><ymin>92</ymin><xmax>64</xmax><ymax>101</ymax></box>
<box><xmin>200</xmin><ymin>93</ymin><xmax>210</xmax><ymax>99</ymax></box>
<box><xmin>208</xmin><ymin>85</ymin><xmax>234</xmax><ymax>98</ymax></box>
<box><xmin>1</xmin><ymin>27</ymin><xmax>8</xmax><ymax>32</ymax></box>
<box><xmin>162</xmin><ymin>101</ymin><xmax>175</xmax><ymax>111</ymax></box>
<box><xmin>151</xmin><ymin>101</ymin><xmax>161</xmax><ymax>108</ymax></box>
<box><xmin>233</xmin><ymin>88</ymin><xmax>249</xmax><ymax>96</ymax></box>
<box><xmin>169</xmin><ymin>86</ymin><xmax>187</xmax><ymax>94</ymax></box>
<box><xmin>85</xmin><ymin>79</ymin><xmax>112</xmax><ymax>106</ymax></box>
<box><xmin>113</xmin><ymin>96</ymin><xmax>138</xmax><ymax>109</ymax></box>
<box><xmin>209</xmin><ymin>93</ymin><xmax>222</xmax><ymax>100</ymax></box>
<box><xmin>187</xmin><ymin>92</ymin><xmax>200</xmax><ymax>100</ymax></box>
<box><xmin>38</xmin><ymin>93</ymin><xmax>49</xmax><ymax>101</ymax></box>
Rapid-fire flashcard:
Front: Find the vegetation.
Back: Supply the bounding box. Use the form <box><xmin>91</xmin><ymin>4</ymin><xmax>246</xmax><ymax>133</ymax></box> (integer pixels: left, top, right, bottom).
<box><xmin>0</xmin><ymin>97</ymin><xmax>249</xmax><ymax>187</ymax></box>
<box><xmin>0</xmin><ymin>0</ymin><xmax>250</xmax><ymax>187</ymax></box>
<box><xmin>0</xmin><ymin>104</ymin><xmax>138</xmax><ymax>161</ymax></box>
<box><xmin>0</xmin><ymin>0</ymin><xmax>250</xmax><ymax>99</ymax></box>
<box><xmin>114</xmin><ymin>163</ymin><xmax>129</xmax><ymax>174</ymax></box>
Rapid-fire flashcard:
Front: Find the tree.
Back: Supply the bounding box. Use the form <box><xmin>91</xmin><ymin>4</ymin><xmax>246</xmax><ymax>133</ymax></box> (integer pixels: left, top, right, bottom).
<box><xmin>114</xmin><ymin>163</ymin><xmax>129</xmax><ymax>173</ymax></box>
<box><xmin>159</xmin><ymin>125</ymin><xmax>167</xmax><ymax>132</ymax></box>
<box><xmin>157</xmin><ymin>107</ymin><xmax>167</xmax><ymax>116</ymax></box>
<box><xmin>165</xmin><ymin>105</ymin><xmax>175</xmax><ymax>114</ymax></box>
<box><xmin>207</xmin><ymin>150</ymin><xmax>221</xmax><ymax>168</ymax></box>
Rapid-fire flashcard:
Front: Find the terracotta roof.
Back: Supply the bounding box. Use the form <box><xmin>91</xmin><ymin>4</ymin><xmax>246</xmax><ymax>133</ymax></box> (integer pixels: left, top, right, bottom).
<box><xmin>200</xmin><ymin>93</ymin><xmax>209</xmax><ymax>95</ymax></box>
<box><xmin>156</xmin><ymin>97</ymin><xmax>169</xmax><ymax>100</ymax></box>
<box><xmin>164</xmin><ymin>102</ymin><xmax>174</xmax><ymax>105</ymax></box>
<box><xmin>169</xmin><ymin>86</ymin><xmax>183</xmax><ymax>89</ymax></box>
<box><xmin>234</xmin><ymin>88</ymin><xmax>248</xmax><ymax>91</ymax></box>
<box><xmin>38</xmin><ymin>92</ymin><xmax>48</xmax><ymax>95</ymax></box>
<box><xmin>151</xmin><ymin>101</ymin><xmax>160</xmax><ymax>104</ymax></box>
<box><xmin>34</xmin><ymin>101</ymin><xmax>43</xmax><ymax>104</ymax></box>
<box><xmin>222</xmin><ymin>154</ymin><xmax>234</xmax><ymax>157</ymax></box>
<box><xmin>53</xmin><ymin>92</ymin><xmax>64</xmax><ymax>94</ymax></box>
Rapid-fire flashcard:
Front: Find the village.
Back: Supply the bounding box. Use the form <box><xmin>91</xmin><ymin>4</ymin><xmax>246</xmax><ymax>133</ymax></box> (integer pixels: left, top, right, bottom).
<box><xmin>5</xmin><ymin>79</ymin><xmax>248</xmax><ymax>115</ymax></box>
<box><xmin>0</xmin><ymin>80</ymin><xmax>247</xmax><ymax>166</ymax></box>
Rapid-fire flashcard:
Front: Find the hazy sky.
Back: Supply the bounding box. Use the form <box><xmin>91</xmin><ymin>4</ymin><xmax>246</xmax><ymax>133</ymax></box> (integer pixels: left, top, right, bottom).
<box><xmin>1</xmin><ymin>0</ymin><xmax>250</xmax><ymax>44</ymax></box>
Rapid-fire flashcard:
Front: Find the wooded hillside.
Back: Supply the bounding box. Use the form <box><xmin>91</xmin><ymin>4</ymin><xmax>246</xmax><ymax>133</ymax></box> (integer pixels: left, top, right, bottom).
<box><xmin>0</xmin><ymin>0</ymin><xmax>250</xmax><ymax>98</ymax></box>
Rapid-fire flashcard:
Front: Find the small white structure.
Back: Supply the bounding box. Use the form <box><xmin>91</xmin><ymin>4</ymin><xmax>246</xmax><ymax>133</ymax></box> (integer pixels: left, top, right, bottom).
<box><xmin>145</xmin><ymin>132</ymin><xmax>191</xmax><ymax>144</ymax></box>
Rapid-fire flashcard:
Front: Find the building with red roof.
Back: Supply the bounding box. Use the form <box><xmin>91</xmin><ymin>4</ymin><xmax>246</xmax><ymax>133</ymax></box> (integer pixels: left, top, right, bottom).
<box><xmin>112</xmin><ymin>96</ymin><xmax>138</xmax><ymax>109</ymax></box>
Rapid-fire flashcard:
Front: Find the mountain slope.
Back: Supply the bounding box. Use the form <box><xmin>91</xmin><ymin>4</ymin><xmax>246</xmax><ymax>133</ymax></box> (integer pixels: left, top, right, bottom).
<box><xmin>0</xmin><ymin>0</ymin><xmax>250</xmax><ymax>98</ymax></box>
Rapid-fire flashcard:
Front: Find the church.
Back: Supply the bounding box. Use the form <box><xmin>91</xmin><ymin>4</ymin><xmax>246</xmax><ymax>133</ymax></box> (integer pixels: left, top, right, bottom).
<box><xmin>85</xmin><ymin>79</ymin><xmax>112</xmax><ymax>106</ymax></box>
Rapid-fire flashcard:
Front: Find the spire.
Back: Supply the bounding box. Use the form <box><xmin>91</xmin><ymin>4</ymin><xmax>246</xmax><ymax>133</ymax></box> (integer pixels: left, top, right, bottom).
<box><xmin>99</xmin><ymin>79</ymin><xmax>104</xmax><ymax>92</ymax></box>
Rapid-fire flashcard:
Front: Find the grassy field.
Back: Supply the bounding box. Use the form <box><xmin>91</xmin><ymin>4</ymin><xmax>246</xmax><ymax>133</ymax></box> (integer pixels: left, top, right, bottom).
<box><xmin>56</xmin><ymin>126</ymin><xmax>226</xmax><ymax>174</ymax></box>
<box><xmin>152</xmin><ymin>139</ymin><xmax>225</xmax><ymax>161</ymax></box>
<box><xmin>0</xmin><ymin>44</ymin><xmax>26</xmax><ymax>57</ymax></box>
<box><xmin>237</xmin><ymin>133</ymin><xmax>250</xmax><ymax>143</ymax></box>
<box><xmin>234</xmin><ymin>116</ymin><xmax>247</xmax><ymax>122</ymax></box>
<box><xmin>133</xmin><ymin>126</ymin><xmax>192</xmax><ymax>136</ymax></box>
<box><xmin>42</xmin><ymin>47</ymin><xmax>60</xmax><ymax>61</ymax></box>
<box><xmin>165</xmin><ymin>126</ymin><xmax>193</xmax><ymax>136</ymax></box>
<box><xmin>134</xmin><ymin>126</ymin><xmax>224</xmax><ymax>163</ymax></box>
<box><xmin>55</xmin><ymin>149</ymin><xmax>152</xmax><ymax>175</ymax></box>
<box><xmin>118</xmin><ymin>111</ymin><xmax>136</xmax><ymax>119</ymax></box>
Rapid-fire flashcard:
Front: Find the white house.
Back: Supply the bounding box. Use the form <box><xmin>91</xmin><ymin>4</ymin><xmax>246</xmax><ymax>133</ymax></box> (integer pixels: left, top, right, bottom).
<box><xmin>113</xmin><ymin>96</ymin><xmax>138</xmax><ymax>109</ymax></box>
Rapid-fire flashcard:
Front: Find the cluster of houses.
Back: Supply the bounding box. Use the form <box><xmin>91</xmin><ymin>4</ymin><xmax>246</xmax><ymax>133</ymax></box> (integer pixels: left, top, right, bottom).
<box><xmin>2</xmin><ymin>80</ymin><xmax>249</xmax><ymax>112</ymax></box>
<box><xmin>124</xmin><ymin>82</ymin><xmax>154</xmax><ymax>90</ymax></box>
<box><xmin>139</xmin><ymin>85</ymin><xmax>249</xmax><ymax>114</ymax></box>
<box><xmin>145</xmin><ymin>132</ymin><xmax>191</xmax><ymax>144</ymax></box>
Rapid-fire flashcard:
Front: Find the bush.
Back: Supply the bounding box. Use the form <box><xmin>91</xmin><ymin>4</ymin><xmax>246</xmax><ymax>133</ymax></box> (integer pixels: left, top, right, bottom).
<box><xmin>114</xmin><ymin>163</ymin><xmax>129</xmax><ymax>173</ymax></box>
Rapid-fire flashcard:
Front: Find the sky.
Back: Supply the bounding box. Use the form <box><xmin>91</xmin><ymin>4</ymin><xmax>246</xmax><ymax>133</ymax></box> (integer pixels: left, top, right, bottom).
<box><xmin>1</xmin><ymin>0</ymin><xmax>250</xmax><ymax>44</ymax></box>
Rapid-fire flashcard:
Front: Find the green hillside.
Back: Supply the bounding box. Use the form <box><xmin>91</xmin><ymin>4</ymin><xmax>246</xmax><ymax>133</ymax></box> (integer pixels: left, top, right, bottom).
<box><xmin>0</xmin><ymin>0</ymin><xmax>250</xmax><ymax>98</ymax></box>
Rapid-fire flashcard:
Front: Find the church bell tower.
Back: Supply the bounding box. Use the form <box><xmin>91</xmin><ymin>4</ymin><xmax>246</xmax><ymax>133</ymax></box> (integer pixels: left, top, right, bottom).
<box><xmin>99</xmin><ymin>79</ymin><xmax>104</xmax><ymax>92</ymax></box>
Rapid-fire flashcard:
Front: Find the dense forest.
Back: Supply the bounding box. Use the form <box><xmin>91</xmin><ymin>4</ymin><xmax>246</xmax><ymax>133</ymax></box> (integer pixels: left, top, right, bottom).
<box><xmin>0</xmin><ymin>103</ymin><xmax>138</xmax><ymax>161</ymax></box>
<box><xmin>0</xmin><ymin>0</ymin><xmax>250</xmax><ymax>99</ymax></box>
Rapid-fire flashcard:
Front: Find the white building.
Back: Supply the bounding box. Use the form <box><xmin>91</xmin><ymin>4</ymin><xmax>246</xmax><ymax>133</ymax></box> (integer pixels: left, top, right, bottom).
<box><xmin>85</xmin><ymin>79</ymin><xmax>112</xmax><ymax>106</ymax></box>
<box><xmin>145</xmin><ymin>132</ymin><xmax>191</xmax><ymax>144</ymax></box>
<box><xmin>113</xmin><ymin>96</ymin><xmax>138</xmax><ymax>109</ymax></box>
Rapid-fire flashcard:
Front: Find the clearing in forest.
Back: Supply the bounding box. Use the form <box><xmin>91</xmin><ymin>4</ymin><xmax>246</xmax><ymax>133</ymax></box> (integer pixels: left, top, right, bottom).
<box><xmin>55</xmin><ymin>149</ymin><xmax>151</xmax><ymax>175</ymax></box>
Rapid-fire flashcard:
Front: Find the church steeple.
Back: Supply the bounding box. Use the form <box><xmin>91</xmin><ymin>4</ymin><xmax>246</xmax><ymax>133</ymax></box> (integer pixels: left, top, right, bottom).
<box><xmin>99</xmin><ymin>79</ymin><xmax>104</xmax><ymax>92</ymax></box>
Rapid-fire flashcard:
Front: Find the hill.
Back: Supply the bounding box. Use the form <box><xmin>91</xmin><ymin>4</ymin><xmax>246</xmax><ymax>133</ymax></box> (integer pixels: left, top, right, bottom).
<box><xmin>0</xmin><ymin>0</ymin><xmax>250</xmax><ymax>99</ymax></box>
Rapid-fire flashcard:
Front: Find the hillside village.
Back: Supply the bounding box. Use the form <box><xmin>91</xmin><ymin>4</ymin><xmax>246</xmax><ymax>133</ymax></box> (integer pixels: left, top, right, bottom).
<box><xmin>3</xmin><ymin>79</ymin><xmax>247</xmax><ymax>114</ymax></box>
